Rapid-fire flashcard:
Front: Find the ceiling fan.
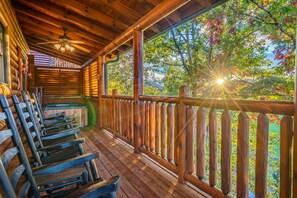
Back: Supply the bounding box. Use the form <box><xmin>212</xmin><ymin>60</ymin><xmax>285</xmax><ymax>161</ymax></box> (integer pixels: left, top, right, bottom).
<box><xmin>36</xmin><ymin>28</ymin><xmax>88</xmax><ymax>53</ymax></box>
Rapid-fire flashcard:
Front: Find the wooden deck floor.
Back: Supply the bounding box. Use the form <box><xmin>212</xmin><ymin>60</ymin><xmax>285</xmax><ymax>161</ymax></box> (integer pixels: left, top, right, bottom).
<box><xmin>81</xmin><ymin>128</ymin><xmax>210</xmax><ymax>198</ymax></box>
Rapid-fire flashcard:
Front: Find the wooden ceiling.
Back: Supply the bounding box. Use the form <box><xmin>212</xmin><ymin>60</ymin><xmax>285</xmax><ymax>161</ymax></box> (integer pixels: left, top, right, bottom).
<box><xmin>11</xmin><ymin>0</ymin><xmax>226</xmax><ymax>65</ymax></box>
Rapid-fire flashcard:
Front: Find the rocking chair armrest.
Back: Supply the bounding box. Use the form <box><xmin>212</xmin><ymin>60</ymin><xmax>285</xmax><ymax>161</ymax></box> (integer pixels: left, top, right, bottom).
<box><xmin>37</xmin><ymin>138</ymin><xmax>85</xmax><ymax>152</ymax></box>
<box><xmin>65</xmin><ymin>176</ymin><xmax>121</xmax><ymax>198</ymax></box>
<box><xmin>43</xmin><ymin>122</ymin><xmax>72</xmax><ymax>131</ymax></box>
<box><xmin>43</xmin><ymin>119</ymin><xmax>59</xmax><ymax>125</ymax></box>
<box><xmin>41</xmin><ymin>128</ymin><xmax>80</xmax><ymax>140</ymax></box>
<box><xmin>33</xmin><ymin>152</ymin><xmax>99</xmax><ymax>176</ymax></box>
<box><xmin>44</xmin><ymin>112</ymin><xmax>65</xmax><ymax>119</ymax></box>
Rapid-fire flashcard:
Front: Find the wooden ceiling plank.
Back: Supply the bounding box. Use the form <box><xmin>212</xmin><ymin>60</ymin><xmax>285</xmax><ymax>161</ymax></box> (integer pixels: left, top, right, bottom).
<box><xmin>144</xmin><ymin>0</ymin><xmax>182</xmax><ymax>23</ymax></box>
<box><xmin>195</xmin><ymin>0</ymin><xmax>212</xmax><ymax>8</ymax></box>
<box><xmin>24</xmin><ymin>32</ymin><xmax>95</xmax><ymax>56</ymax></box>
<box><xmin>29</xmin><ymin>45</ymin><xmax>84</xmax><ymax>65</ymax></box>
<box><xmin>13</xmin><ymin>4</ymin><xmax>113</xmax><ymax>45</ymax></box>
<box><xmin>28</xmin><ymin>40</ymin><xmax>87</xmax><ymax>62</ymax></box>
<box><xmin>14</xmin><ymin>0</ymin><xmax>118</xmax><ymax>40</ymax></box>
<box><xmin>25</xmin><ymin>35</ymin><xmax>92</xmax><ymax>58</ymax></box>
<box><xmin>94</xmin><ymin>0</ymin><xmax>160</xmax><ymax>33</ymax></box>
<box><xmin>82</xmin><ymin>0</ymin><xmax>191</xmax><ymax>67</ymax></box>
<box><xmin>47</xmin><ymin>0</ymin><xmax>130</xmax><ymax>31</ymax></box>
<box><xmin>17</xmin><ymin>15</ymin><xmax>102</xmax><ymax>52</ymax></box>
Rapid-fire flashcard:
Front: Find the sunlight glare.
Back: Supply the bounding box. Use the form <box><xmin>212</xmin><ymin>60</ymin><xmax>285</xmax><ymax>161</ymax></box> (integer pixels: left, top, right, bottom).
<box><xmin>217</xmin><ymin>78</ymin><xmax>224</xmax><ymax>85</ymax></box>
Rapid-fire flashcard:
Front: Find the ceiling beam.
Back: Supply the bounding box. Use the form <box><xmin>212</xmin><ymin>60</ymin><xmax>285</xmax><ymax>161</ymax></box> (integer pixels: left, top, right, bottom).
<box><xmin>24</xmin><ymin>33</ymin><xmax>94</xmax><ymax>56</ymax></box>
<box><xmin>82</xmin><ymin>0</ymin><xmax>191</xmax><ymax>67</ymax></box>
<box><xmin>94</xmin><ymin>0</ymin><xmax>161</xmax><ymax>34</ymax></box>
<box><xmin>145</xmin><ymin>0</ymin><xmax>182</xmax><ymax>23</ymax></box>
<box><xmin>26</xmin><ymin>36</ymin><xmax>91</xmax><ymax>59</ymax></box>
<box><xmin>22</xmin><ymin>22</ymin><xmax>96</xmax><ymax>56</ymax></box>
<box><xmin>28</xmin><ymin>41</ymin><xmax>87</xmax><ymax>62</ymax></box>
<box><xmin>29</xmin><ymin>44</ymin><xmax>84</xmax><ymax>65</ymax></box>
<box><xmin>17</xmin><ymin>16</ymin><xmax>102</xmax><ymax>53</ymax></box>
<box><xmin>47</xmin><ymin>0</ymin><xmax>130</xmax><ymax>31</ymax></box>
<box><xmin>195</xmin><ymin>0</ymin><xmax>212</xmax><ymax>8</ymax></box>
<box><xmin>13</xmin><ymin>4</ymin><xmax>112</xmax><ymax>46</ymax></box>
<box><xmin>14</xmin><ymin>0</ymin><xmax>118</xmax><ymax>40</ymax></box>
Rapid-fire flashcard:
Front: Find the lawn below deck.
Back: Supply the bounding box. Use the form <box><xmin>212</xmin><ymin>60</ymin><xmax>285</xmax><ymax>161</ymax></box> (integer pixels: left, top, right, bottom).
<box><xmin>81</xmin><ymin>128</ymin><xmax>210</xmax><ymax>198</ymax></box>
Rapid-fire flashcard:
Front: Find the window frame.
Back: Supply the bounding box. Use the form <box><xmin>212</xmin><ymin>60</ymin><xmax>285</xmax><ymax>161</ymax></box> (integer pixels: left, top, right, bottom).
<box><xmin>0</xmin><ymin>22</ymin><xmax>8</xmax><ymax>84</ymax></box>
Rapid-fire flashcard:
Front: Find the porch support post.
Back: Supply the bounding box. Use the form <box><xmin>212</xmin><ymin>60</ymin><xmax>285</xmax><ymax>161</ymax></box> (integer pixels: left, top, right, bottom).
<box><xmin>98</xmin><ymin>55</ymin><xmax>105</xmax><ymax>129</ymax></box>
<box><xmin>178</xmin><ymin>85</ymin><xmax>189</xmax><ymax>184</ymax></box>
<box><xmin>133</xmin><ymin>28</ymin><xmax>143</xmax><ymax>154</ymax></box>
<box><xmin>293</xmin><ymin>23</ymin><xmax>297</xmax><ymax>197</ymax></box>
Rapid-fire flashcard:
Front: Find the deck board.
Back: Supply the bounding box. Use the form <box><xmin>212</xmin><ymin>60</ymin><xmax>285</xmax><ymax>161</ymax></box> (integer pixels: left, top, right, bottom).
<box><xmin>81</xmin><ymin>128</ymin><xmax>209</xmax><ymax>198</ymax></box>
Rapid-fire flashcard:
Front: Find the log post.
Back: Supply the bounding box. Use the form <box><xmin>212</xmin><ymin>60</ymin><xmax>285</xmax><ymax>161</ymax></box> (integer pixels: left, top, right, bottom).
<box><xmin>237</xmin><ymin>112</ymin><xmax>250</xmax><ymax>197</ymax></box>
<box><xmin>17</xmin><ymin>46</ymin><xmax>23</xmax><ymax>91</ymax></box>
<box><xmin>293</xmin><ymin>28</ymin><xmax>297</xmax><ymax>197</ymax></box>
<box><xmin>28</xmin><ymin>55</ymin><xmax>35</xmax><ymax>93</ymax></box>
<box><xmin>133</xmin><ymin>28</ymin><xmax>144</xmax><ymax>154</ymax></box>
<box><xmin>98</xmin><ymin>55</ymin><xmax>105</xmax><ymax>129</ymax></box>
<box><xmin>112</xmin><ymin>89</ymin><xmax>118</xmax><ymax>138</ymax></box>
<box><xmin>280</xmin><ymin>115</ymin><xmax>293</xmax><ymax>198</ymax></box>
<box><xmin>178</xmin><ymin>85</ymin><xmax>189</xmax><ymax>184</ymax></box>
<box><xmin>293</xmin><ymin>23</ymin><xmax>297</xmax><ymax>198</ymax></box>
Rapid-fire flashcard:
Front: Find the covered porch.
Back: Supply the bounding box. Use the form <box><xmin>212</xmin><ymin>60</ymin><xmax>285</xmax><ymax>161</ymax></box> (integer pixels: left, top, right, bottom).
<box><xmin>0</xmin><ymin>0</ymin><xmax>296</xmax><ymax>197</ymax></box>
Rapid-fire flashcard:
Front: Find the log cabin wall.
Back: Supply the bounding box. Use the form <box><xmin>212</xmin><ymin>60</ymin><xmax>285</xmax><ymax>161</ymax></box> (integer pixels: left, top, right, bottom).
<box><xmin>0</xmin><ymin>0</ymin><xmax>31</xmax><ymax>175</ymax></box>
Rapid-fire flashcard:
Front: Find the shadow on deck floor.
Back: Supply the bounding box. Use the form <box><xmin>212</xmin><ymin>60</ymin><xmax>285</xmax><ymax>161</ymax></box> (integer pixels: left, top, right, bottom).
<box><xmin>81</xmin><ymin>128</ymin><xmax>210</xmax><ymax>198</ymax></box>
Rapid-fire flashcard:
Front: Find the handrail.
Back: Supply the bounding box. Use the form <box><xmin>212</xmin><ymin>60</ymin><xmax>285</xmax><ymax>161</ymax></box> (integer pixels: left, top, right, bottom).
<box><xmin>183</xmin><ymin>97</ymin><xmax>294</xmax><ymax>115</ymax></box>
<box><xmin>103</xmin><ymin>94</ymin><xmax>294</xmax><ymax>115</ymax></box>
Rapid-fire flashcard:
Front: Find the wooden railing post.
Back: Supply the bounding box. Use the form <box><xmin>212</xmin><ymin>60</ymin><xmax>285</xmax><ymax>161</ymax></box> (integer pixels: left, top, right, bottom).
<box><xmin>112</xmin><ymin>89</ymin><xmax>117</xmax><ymax>138</ymax></box>
<box><xmin>98</xmin><ymin>56</ymin><xmax>105</xmax><ymax>129</ymax></box>
<box><xmin>178</xmin><ymin>85</ymin><xmax>189</xmax><ymax>184</ymax></box>
<box><xmin>280</xmin><ymin>115</ymin><xmax>293</xmax><ymax>197</ymax></box>
<box><xmin>133</xmin><ymin>28</ymin><xmax>143</xmax><ymax>154</ymax></box>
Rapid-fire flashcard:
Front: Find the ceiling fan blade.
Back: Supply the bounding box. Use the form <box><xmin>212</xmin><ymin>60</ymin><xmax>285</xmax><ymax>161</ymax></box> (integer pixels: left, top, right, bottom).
<box><xmin>72</xmin><ymin>44</ymin><xmax>91</xmax><ymax>53</ymax></box>
<box><xmin>37</xmin><ymin>41</ymin><xmax>61</xmax><ymax>45</ymax></box>
<box><xmin>68</xmin><ymin>40</ymin><xmax>85</xmax><ymax>44</ymax></box>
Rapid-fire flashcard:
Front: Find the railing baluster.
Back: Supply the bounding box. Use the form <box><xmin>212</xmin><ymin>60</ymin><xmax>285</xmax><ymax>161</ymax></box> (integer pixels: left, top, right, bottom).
<box><xmin>209</xmin><ymin>108</ymin><xmax>217</xmax><ymax>187</ymax></box>
<box><xmin>186</xmin><ymin>106</ymin><xmax>194</xmax><ymax>174</ymax></box>
<box><xmin>124</xmin><ymin>101</ymin><xmax>128</xmax><ymax>137</ymax></box>
<box><xmin>237</xmin><ymin>112</ymin><xmax>250</xmax><ymax>197</ymax></box>
<box><xmin>196</xmin><ymin>107</ymin><xmax>206</xmax><ymax>180</ymax></box>
<box><xmin>141</xmin><ymin>101</ymin><xmax>145</xmax><ymax>146</ymax></box>
<box><xmin>145</xmin><ymin>102</ymin><xmax>150</xmax><ymax>148</ymax></box>
<box><xmin>255</xmin><ymin>113</ymin><xmax>269</xmax><ymax>197</ymax></box>
<box><xmin>155</xmin><ymin>102</ymin><xmax>160</xmax><ymax>155</ymax></box>
<box><xmin>117</xmin><ymin>100</ymin><xmax>120</xmax><ymax>133</ymax></box>
<box><xmin>167</xmin><ymin>104</ymin><xmax>173</xmax><ymax>162</ymax></box>
<box><xmin>129</xmin><ymin>101</ymin><xmax>133</xmax><ymax>140</ymax></box>
<box><xmin>280</xmin><ymin>115</ymin><xmax>293</xmax><ymax>198</ymax></box>
<box><xmin>161</xmin><ymin>103</ymin><xmax>166</xmax><ymax>158</ymax></box>
<box><xmin>221</xmin><ymin>110</ymin><xmax>232</xmax><ymax>195</ymax></box>
<box><xmin>112</xmin><ymin>90</ymin><xmax>117</xmax><ymax>138</ymax></box>
<box><xmin>150</xmin><ymin>102</ymin><xmax>155</xmax><ymax>151</ymax></box>
<box><xmin>174</xmin><ymin>104</ymin><xmax>179</xmax><ymax>166</ymax></box>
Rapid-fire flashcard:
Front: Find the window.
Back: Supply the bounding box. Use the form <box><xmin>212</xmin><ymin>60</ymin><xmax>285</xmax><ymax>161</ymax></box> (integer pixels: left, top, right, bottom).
<box><xmin>83</xmin><ymin>67</ymin><xmax>90</xmax><ymax>97</ymax></box>
<box><xmin>0</xmin><ymin>23</ymin><xmax>7</xmax><ymax>83</ymax></box>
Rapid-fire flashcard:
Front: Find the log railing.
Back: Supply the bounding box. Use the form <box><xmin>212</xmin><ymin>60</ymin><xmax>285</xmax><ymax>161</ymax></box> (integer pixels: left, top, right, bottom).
<box><xmin>100</xmin><ymin>86</ymin><xmax>294</xmax><ymax>197</ymax></box>
<box><xmin>102</xmin><ymin>94</ymin><xmax>134</xmax><ymax>146</ymax></box>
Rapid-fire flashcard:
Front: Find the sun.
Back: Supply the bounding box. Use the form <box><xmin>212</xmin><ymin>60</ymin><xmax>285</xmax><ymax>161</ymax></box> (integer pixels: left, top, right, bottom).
<box><xmin>217</xmin><ymin>78</ymin><xmax>224</xmax><ymax>85</ymax></box>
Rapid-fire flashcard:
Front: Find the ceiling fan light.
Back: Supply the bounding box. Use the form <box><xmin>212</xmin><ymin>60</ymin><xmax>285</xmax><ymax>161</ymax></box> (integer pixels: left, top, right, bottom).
<box><xmin>70</xmin><ymin>46</ymin><xmax>75</xmax><ymax>52</ymax></box>
<box><xmin>54</xmin><ymin>44</ymin><xmax>61</xmax><ymax>49</ymax></box>
<box><xmin>65</xmin><ymin>44</ymin><xmax>71</xmax><ymax>50</ymax></box>
<box><xmin>60</xmin><ymin>47</ymin><xmax>66</xmax><ymax>52</ymax></box>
